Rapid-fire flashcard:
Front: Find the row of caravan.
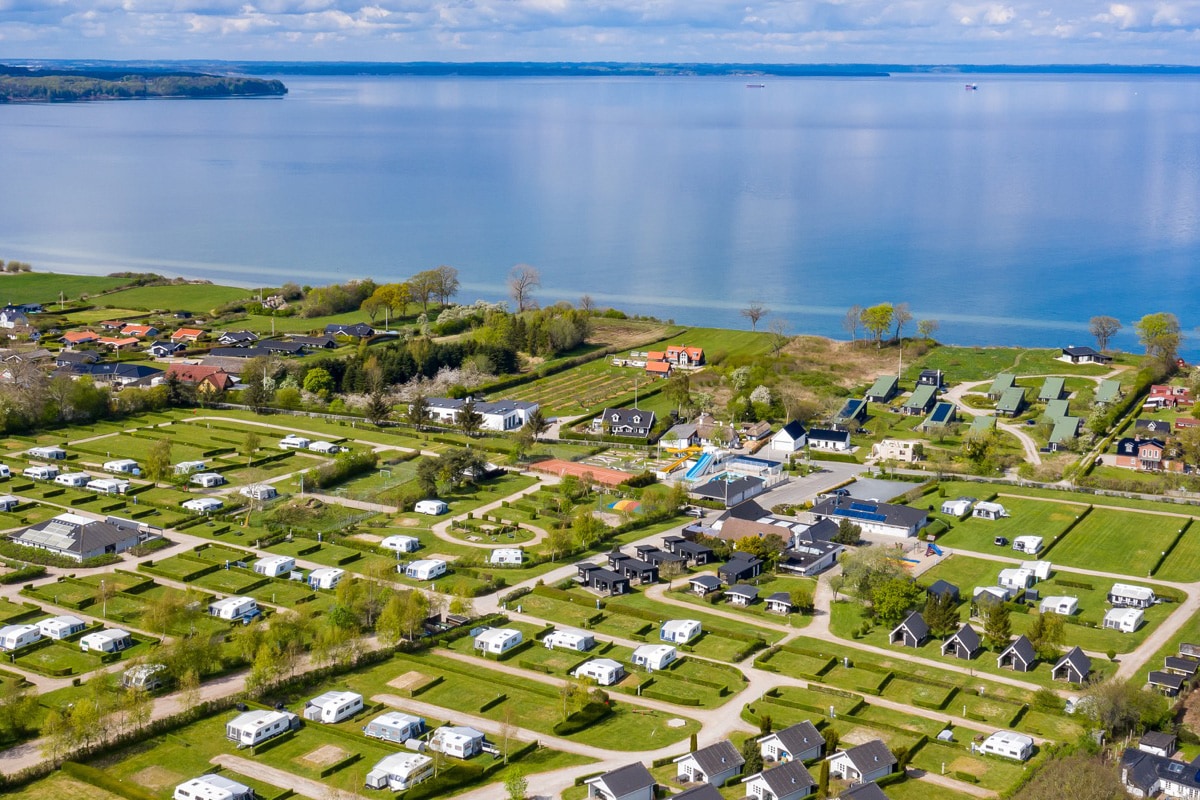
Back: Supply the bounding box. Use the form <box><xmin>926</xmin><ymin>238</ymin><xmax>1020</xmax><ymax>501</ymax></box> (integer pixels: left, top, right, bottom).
<box><xmin>0</xmin><ymin>618</ymin><xmax>132</xmax><ymax>654</ymax></box>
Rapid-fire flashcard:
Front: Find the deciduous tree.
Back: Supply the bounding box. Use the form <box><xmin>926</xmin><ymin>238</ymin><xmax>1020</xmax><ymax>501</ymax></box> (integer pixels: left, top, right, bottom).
<box><xmin>842</xmin><ymin>305</ymin><xmax>862</xmax><ymax>341</ymax></box>
<box><xmin>741</xmin><ymin>301</ymin><xmax>769</xmax><ymax>331</ymax></box>
<box><xmin>980</xmin><ymin>601</ymin><xmax>1011</xmax><ymax>649</ymax></box>
<box><xmin>917</xmin><ymin>319</ymin><xmax>939</xmax><ymax>340</ymax></box>
<box><xmin>1135</xmin><ymin>312</ymin><xmax>1182</xmax><ymax>367</ymax></box>
<box><xmin>1089</xmin><ymin>315</ymin><xmax>1121</xmax><ymax>352</ymax></box>
<box><xmin>145</xmin><ymin>437</ymin><xmax>172</xmax><ymax>486</ymax></box>
<box><xmin>892</xmin><ymin>302</ymin><xmax>913</xmax><ymax>341</ymax></box>
<box><xmin>923</xmin><ymin>590</ymin><xmax>960</xmax><ymax>637</ymax></box>
<box><xmin>871</xmin><ymin>577</ymin><xmax>922</xmax><ymax>624</ymax></box>
<box><xmin>508</xmin><ymin>264</ymin><xmax>541</xmax><ymax>312</ymax></box>
<box><xmin>859</xmin><ymin>303</ymin><xmax>895</xmax><ymax>347</ymax></box>
<box><xmin>432</xmin><ymin>265</ymin><xmax>460</xmax><ymax>307</ymax></box>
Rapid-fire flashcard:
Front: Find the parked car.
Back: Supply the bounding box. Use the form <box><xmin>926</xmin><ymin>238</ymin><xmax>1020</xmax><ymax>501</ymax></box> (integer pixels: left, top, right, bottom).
<box><xmin>993</xmin><ymin>536</ymin><xmax>1009</xmax><ymax>547</ymax></box>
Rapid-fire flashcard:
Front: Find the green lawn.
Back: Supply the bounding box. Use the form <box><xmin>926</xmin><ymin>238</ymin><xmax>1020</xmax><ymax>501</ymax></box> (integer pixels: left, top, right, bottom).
<box><xmin>95</xmin><ymin>283</ymin><xmax>253</xmax><ymax>313</ymax></box>
<box><xmin>341</xmin><ymin>650</ymin><xmax>700</xmax><ymax>751</ymax></box>
<box><xmin>1050</xmin><ymin>507</ymin><xmax>1186</xmax><ymax>575</ymax></box>
<box><xmin>664</xmin><ymin>576</ymin><xmax>815</xmax><ymax>628</ymax></box>
<box><xmin>1</xmin><ymin>773</ymin><xmax>127</xmax><ymax>800</ymax></box>
<box><xmin>935</xmin><ymin>496</ymin><xmax>1085</xmax><ymax>559</ymax></box>
<box><xmin>1154</xmin><ymin>523</ymin><xmax>1200</xmax><ymax>581</ymax></box>
<box><xmin>0</xmin><ymin>272</ymin><xmax>134</xmax><ymax>304</ymax></box>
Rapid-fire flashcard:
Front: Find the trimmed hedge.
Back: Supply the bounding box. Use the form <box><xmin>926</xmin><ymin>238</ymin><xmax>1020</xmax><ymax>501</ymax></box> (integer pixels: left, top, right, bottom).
<box><xmin>552</xmin><ymin>701</ymin><xmax>612</xmax><ymax>735</ymax></box>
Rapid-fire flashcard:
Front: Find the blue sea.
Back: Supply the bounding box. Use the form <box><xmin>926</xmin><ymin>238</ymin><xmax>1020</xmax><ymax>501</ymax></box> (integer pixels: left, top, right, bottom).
<box><xmin>2</xmin><ymin>73</ymin><xmax>1198</xmax><ymax>351</ymax></box>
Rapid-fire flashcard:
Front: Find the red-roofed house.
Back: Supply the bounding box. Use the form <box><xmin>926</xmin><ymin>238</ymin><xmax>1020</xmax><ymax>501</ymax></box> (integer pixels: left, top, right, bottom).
<box><xmin>98</xmin><ymin>337</ymin><xmax>141</xmax><ymax>351</ymax></box>
<box><xmin>666</xmin><ymin>345</ymin><xmax>705</xmax><ymax>367</ymax></box>
<box><xmin>120</xmin><ymin>324</ymin><xmax>159</xmax><ymax>338</ymax></box>
<box><xmin>61</xmin><ymin>331</ymin><xmax>99</xmax><ymax>347</ymax></box>
<box><xmin>645</xmin><ymin>360</ymin><xmax>673</xmax><ymax>377</ymax></box>
<box><xmin>98</xmin><ymin>320</ymin><xmax>126</xmax><ymax>331</ymax></box>
<box><xmin>166</xmin><ymin>364</ymin><xmax>235</xmax><ymax>394</ymax></box>
<box><xmin>171</xmin><ymin>328</ymin><xmax>205</xmax><ymax>343</ymax></box>
<box><xmin>1145</xmin><ymin>385</ymin><xmax>1193</xmax><ymax>410</ymax></box>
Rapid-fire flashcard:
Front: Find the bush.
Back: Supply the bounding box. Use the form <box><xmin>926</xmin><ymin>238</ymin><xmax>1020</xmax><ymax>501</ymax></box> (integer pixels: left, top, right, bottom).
<box><xmin>552</xmin><ymin>701</ymin><xmax>612</xmax><ymax>735</ymax></box>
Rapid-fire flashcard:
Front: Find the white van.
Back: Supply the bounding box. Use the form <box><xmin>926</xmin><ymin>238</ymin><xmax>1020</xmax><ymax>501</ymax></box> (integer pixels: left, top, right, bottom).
<box><xmin>240</xmin><ymin>484</ymin><xmax>278</xmax><ymax>501</ymax></box>
<box><xmin>23</xmin><ymin>465</ymin><xmax>59</xmax><ymax>481</ymax></box>
<box><xmin>279</xmin><ymin>435</ymin><xmax>310</xmax><ymax>450</ymax></box>
<box><xmin>404</xmin><ymin>559</ymin><xmax>447</xmax><ymax>581</ymax></box>
<box><xmin>308</xmin><ymin>567</ymin><xmax>345</xmax><ymax>590</ymax></box>
<box><xmin>79</xmin><ymin>628</ymin><xmax>132</xmax><ymax>653</ymax></box>
<box><xmin>0</xmin><ymin>623</ymin><xmax>42</xmax><ymax>651</ymax></box>
<box><xmin>0</xmin><ymin>464</ymin><xmax>10</xmax><ymax>479</ymax></box>
<box><xmin>54</xmin><ymin>472</ymin><xmax>91</xmax><ymax>488</ymax></box>
<box><xmin>253</xmin><ymin>555</ymin><xmax>296</xmax><ymax>578</ymax></box>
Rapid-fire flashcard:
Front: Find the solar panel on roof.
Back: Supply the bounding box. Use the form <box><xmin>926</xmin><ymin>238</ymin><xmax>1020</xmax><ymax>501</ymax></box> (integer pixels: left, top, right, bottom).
<box><xmin>848</xmin><ymin>501</ymin><xmax>878</xmax><ymax>512</ymax></box>
<box><xmin>838</xmin><ymin>509</ymin><xmax>887</xmax><ymax>523</ymax></box>
<box><xmin>931</xmin><ymin>403</ymin><xmax>953</xmax><ymax>423</ymax></box>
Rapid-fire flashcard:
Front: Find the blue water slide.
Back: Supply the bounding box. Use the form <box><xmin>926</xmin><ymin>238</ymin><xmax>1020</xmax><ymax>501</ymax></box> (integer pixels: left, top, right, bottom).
<box><xmin>927</xmin><ymin>543</ymin><xmax>944</xmax><ymax>556</ymax></box>
<box><xmin>684</xmin><ymin>452</ymin><xmax>714</xmax><ymax>481</ymax></box>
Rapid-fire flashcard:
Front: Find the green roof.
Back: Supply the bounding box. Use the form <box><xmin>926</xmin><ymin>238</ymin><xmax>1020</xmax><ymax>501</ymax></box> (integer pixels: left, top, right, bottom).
<box><xmin>996</xmin><ymin>387</ymin><xmax>1026</xmax><ymax>414</ymax></box>
<box><xmin>1044</xmin><ymin>398</ymin><xmax>1071</xmax><ymax>421</ymax></box>
<box><xmin>867</xmin><ymin>374</ymin><xmax>898</xmax><ymax>400</ymax></box>
<box><xmin>1050</xmin><ymin>416</ymin><xmax>1082</xmax><ymax>444</ymax></box>
<box><xmin>1095</xmin><ymin>379</ymin><xmax>1122</xmax><ymax>404</ymax></box>
<box><xmin>989</xmin><ymin>373</ymin><xmax>1016</xmax><ymax>396</ymax></box>
<box><xmin>904</xmin><ymin>384</ymin><xmax>938</xmax><ymax>410</ymax></box>
<box><xmin>1039</xmin><ymin>377</ymin><xmax>1066</xmax><ymax>402</ymax></box>
<box><xmin>970</xmin><ymin>416</ymin><xmax>996</xmax><ymax>433</ymax></box>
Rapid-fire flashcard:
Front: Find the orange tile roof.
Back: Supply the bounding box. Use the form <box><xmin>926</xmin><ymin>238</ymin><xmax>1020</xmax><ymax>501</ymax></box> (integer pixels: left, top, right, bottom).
<box><xmin>121</xmin><ymin>324</ymin><xmax>155</xmax><ymax>337</ymax></box>
<box><xmin>61</xmin><ymin>331</ymin><xmax>98</xmax><ymax>343</ymax></box>
<box><xmin>645</xmin><ymin>361</ymin><xmax>672</xmax><ymax>374</ymax></box>
<box><xmin>99</xmin><ymin>337</ymin><xmax>140</xmax><ymax>348</ymax></box>
<box><xmin>171</xmin><ymin>328</ymin><xmax>204</xmax><ymax>340</ymax></box>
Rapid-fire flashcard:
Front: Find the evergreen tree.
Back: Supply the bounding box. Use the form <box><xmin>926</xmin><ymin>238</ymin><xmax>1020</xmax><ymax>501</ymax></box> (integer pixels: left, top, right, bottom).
<box><xmin>981</xmin><ymin>601</ymin><xmax>1012</xmax><ymax>649</ymax></box>
<box><xmin>923</xmin><ymin>590</ymin><xmax>960</xmax><ymax>637</ymax></box>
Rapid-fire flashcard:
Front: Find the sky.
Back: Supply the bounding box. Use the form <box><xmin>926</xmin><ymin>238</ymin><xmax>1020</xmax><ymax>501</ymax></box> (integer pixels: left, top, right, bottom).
<box><xmin>1</xmin><ymin>1</ymin><xmax>1199</xmax><ymax>64</ymax></box>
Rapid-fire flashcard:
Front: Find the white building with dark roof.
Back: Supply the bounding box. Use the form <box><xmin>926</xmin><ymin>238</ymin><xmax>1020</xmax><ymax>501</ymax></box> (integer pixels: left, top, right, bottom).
<box><xmin>12</xmin><ymin>512</ymin><xmax>154</xmax><ymax>562</ymax></box>
<box><xmin>827</xmin><ymin>740</ymin><xmax>897</xmax><ymax>784</ymax></box>
<box><xmin>585</xmin><ymin>762</ymin><xmax>656</xmax><ymax>800</ymax></box>
<box><xmin>759</xmin><ymin>720</ymin><xmax>823</xmax><ymax>763</ymax></box>
<box><xmin>674</xmin><ymin>739</ymin><xmax>744</xmax><ymax>786</ymax></box>
<box><xmin>742</xmin><ymin>760</ymin><xmax>816</xmax><ymax>800</ymax></box>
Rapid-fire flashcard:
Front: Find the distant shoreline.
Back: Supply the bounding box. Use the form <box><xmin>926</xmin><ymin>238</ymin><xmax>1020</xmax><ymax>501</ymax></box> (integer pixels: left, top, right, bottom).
<box><xmin>8</xmin><ymin>60</ymin><xmax>1200</xmax><ymax>79</ymax></box>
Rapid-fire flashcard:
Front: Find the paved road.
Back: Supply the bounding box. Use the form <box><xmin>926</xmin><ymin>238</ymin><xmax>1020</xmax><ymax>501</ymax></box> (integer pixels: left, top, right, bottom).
<box><xmin>941</xmin><ymin>379</ymin><xmax>1043</xmax><ymax>466</ymax></box>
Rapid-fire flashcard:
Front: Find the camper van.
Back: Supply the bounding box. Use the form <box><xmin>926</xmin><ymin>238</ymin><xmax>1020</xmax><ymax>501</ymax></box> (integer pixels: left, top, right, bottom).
<box><xmin>103</xmin><ymin>459</ymin><xmax>140</xmax><ymax>474</ymax></box>
<box><xmin>87</xmin><ymin>478</ymin><xmax>129</xmax><ymax>495</ymax></box>
<box><xmin>489</xmin><ymin>548</ymin><xmax>525</xmax><ymax>565</ymax></box>
<box><xmin>225</xmin><ymin>709</ymin><xmax>299</xmax><ymax>747</ymax></box>
<box><xmin>404</xmin><ymin>559</ymin><xmax>447</xmax><ymax>581</ymax></box>
<box><xmin>380</xmin><ymin>535</ymin><xmax>420</xmax><ymax>554</ymax></box>
<box><xmin>363</xmin><ymin>711</ymin><xmax>426</xmax><ymax>744</ymax></box>
<box><xmin>38</xmin><ymin>615</ymin><xmax>87</xmax><ymax>640</ymax></box>
<box><xmin>0</xmin><ymin>495</ymin><xmax>17</xmax><ymax>512</ymax></box>
<box><xmin>303</xmin><ymin>691</ymin><xmax>363</xmax><ymax>724</ymax></box>
<box><xmin>414</xmin><ymin>499</ymin><xmax>448</xmax><ymax>515</ymax></box>
<box><xmin>572</xmin><ymin>658</ymin><xmax>625</xmax><ymax>686</ymax></box>
<box><xmin>209</xmin><ymin>596</ymin><xmax>260</xmax><ymax>621</ymax></box>
<box><xmin>240</xmin><ymin>484</ymin><xmax>278</xmax><ymax>501</ymax></box>
<box><xmin>173</xmin><ymin>460</ymin><xmax>207</xmax><ymax>475</ymax></box>
<box><xmin>53</xmin><ymin>472</ymin><xmax>91</xmax><ymax>488</ymax></box>
<box><xmin>27</xmin><ymin>446</ymin><xmax>66</xmax><ymax>460</ymax></box>
<box><xmin>0</xmin><ymin>623</ymin><xmax>42</xmax><ymax>651</ymax></box>
<box><xmin>23</xmin><ymin>465</ymin><xmax>59</xmax><ymax>481</ymax></box>
<box><xmin>182</xmin><ymin>498</ymin><xmax>224</xmax><ymax>514</ymax></box>
<box><xmin>190</xmin><ymin>472</ymin><xmax>226</xmax><ymax>488</ymax></box>
<box><xmin>544</xmin><ymin>628</ymin><xmax>595</xmax><ymax>652</ymax></box>
<box><xmin>173</xmin><ymin>774</ymin><xmax>254</xmax><ymax>800</ymax></box>
<box><xmin>473</xmin><ymin>627</ymin><xmax>523</xmax><ymax>655</ymax></box>
<box><xmin>253</xmin><ymin>555</ymin><xmax>296</xmax><ymax>578</ymax></box>
<box><xmin>279</xmin><ymin>435</ymin><xmax>311</xmax><ymax>450</ymax></box>
<box><xmin>308</xmin><ymin>441</ymin><xmax>342</xmax><ymax>454</ymax></box>
<box><xmin>121</xmin><ymin>663</ymin><xmax>168</xmax><ymax>691</ymax></box>
<box><xmin>365</xmin><ymin>753</ymin><xmax>435</xmax><ymax>791</ymax></box>
<box><xmin>308</xmin><ymin>567</ymin><xmax>345</xmax><ymax>590</ymax></box>
<box><xmin>79</xmin><ymin>628</ymin><xmax>132</xmax><ymax>653</ymax></box>
<box><xmin>0</xmin><ymin>464</ymin><xmax>11</xmax><ymax>479</ymax></box>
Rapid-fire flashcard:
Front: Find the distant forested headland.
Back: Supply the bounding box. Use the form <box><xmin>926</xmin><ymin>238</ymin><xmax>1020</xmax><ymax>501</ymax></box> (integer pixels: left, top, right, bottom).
<box><xmin>0</xmin><ymin>64</ymin><xmax>287</xmax><ymax>103</ymax></box>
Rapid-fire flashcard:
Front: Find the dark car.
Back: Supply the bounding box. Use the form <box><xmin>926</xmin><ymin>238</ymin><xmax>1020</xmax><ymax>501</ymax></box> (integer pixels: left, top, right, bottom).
<box><xmin>993</xmin><ymin>536</ymin><xmax>1009</xmax><ymax>547</ymax></box>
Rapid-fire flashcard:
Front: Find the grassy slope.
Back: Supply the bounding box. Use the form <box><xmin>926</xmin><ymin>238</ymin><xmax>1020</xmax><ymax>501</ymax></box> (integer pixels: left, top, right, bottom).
<box><xmin>94</xmin><ymin>283</ymin><xmax>253</xmax><ymax>314</ymax></box>
<box><xmin>0</xmin><ymin>272</ymin><xmax>133</xmax><ymax>303</ymax></box>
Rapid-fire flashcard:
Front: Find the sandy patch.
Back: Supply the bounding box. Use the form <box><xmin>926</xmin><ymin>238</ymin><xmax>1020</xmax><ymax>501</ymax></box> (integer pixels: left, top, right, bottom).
<box><xmin>595</xmin><ymin>511</ymin><xmax>622</xmax><ymax>527</ymax></box>
<box><xmin>424</xmin><ymin>553</ymin><xmax>457</xmax><ymax>563</ymax></box>
<box><xmin>394</xmin><ymin>517</ymin><xmax>421</xmax><ymax>527</ymax></box>
<box><xmin>666</xmin><ymin>718</ymin><xmax>687</xmax><ymax>728</ymax></box>
<box><xmin>132</xmin><ymin>766</ymin><xmax>183</xmax><ymax>791</ymax></box>
<box><xmin>948</xmin><ymin>757</ymin><xmax>986</xmax><ymax>776</ymax></box>
<box><xmin>299</xmin><ymin>744</ymin><xmax>349</xmax><ymax>768</ymax></box>
<box><xmin>350</xmin><ymin>533</ymin><xmax>383</xmax><ymax>544</ymax></box>
<box><xmin>838</xmin><ymin>728</ymin><xmax>881</xmax><ymax>746</ymax></box>
<box><xmin>389</xmin><ymin>671</ymin><xmax>429</xmax><ymax>691</ymax></box>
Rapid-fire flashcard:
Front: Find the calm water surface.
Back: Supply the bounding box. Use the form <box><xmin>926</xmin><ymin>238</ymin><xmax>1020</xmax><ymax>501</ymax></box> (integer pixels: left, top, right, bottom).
<box><xmin>2</xmin><ymin>74</ymin><xmax>1199</xmax><ymax>350</ymax></box>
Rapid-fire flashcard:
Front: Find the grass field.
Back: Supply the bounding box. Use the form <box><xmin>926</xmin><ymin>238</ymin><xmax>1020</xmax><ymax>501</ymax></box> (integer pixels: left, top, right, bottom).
<box><xmin>916</xmin><ymin>554</ymin><xmax>1175</xmax><ymax>653</ymax></box>
<box><xmin>2</xmin><ymin>774</ymin><xmax>127</xmax><ymax>800</ymax></box>
<box><xmin>1156</xmin><ymin>525</ymin><xmax>1200</xmax><ymax>581</ymax></box>
<box><xmin>1049</xmin><ymin>507</ymin><xmax>1186</xmax><ymax>575</ymax></box>
<box><xmin>909</xmin><ymin>346</ymin><xmax>1134</xmax><ymax>383</ymax></box>
<box><xmin>95</xmin><ymin>283</ymin><xmax>253</xmax><ymax>313</ymax></box>
<box><xmin>0</xmin><ymin>272</ymin><xmax>134</xmax><ymax>304</ymax></box>
<box><xmin>935</xmin><ymin>496</ymin><xmax>1084</xmax><ymax>559</ymax></box>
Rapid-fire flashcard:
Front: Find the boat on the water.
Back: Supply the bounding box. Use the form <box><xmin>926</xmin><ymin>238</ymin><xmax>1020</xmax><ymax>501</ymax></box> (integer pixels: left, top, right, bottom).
<box><xmin>965</xmin><ymin>83</ymin><xmax>979</xmax><ymax>90</ymax></box>
<box><xmin>746</xmin><ymin>83</ymin><xmax>765</xmax><ymax>88</ymax></box>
